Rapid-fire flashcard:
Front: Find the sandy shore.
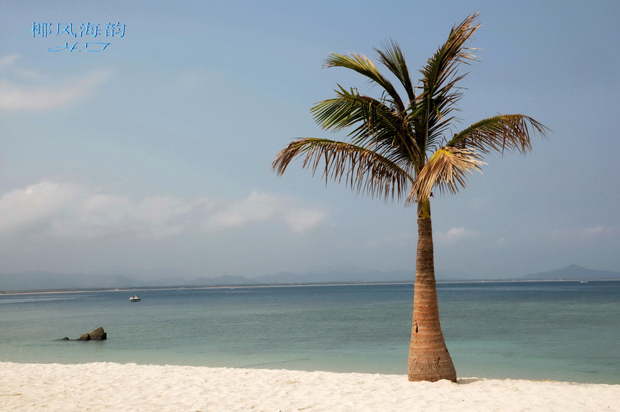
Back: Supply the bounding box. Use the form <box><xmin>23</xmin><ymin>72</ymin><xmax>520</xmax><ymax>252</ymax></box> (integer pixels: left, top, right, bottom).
<box><xmin>1</xmin><ymin>362</ymin><xmax>618</xmax><ymax>412</ymax></box>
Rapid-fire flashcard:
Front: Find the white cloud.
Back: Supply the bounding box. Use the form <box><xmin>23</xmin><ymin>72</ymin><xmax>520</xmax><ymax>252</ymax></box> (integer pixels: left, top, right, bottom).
<box><xmin>204</xmin><ymin>190</ymin><xmax>325</xmax><ymax>234</ymax></box>
<box><xmin>284</xmin><ymin>208</ymin><xmax>325</xmax><ymax>234</ymax></box>
<box><xmin>205</xmin><ymin>191</ymin><xmax>278</xmax><ymax>230</ymax></box>
<box><xmin>50</xmin><ymin>194</ymin><xmax>214</xmax><ymax>240</ymax></box>
<box><xmin>435</xmin><ymin>227</ymin><xmax>479</xmax><ymax>243</ymax></box>
<box><xmin>551</xmin><ymin>225</ymin><xmax>614</xmax><ymax>242</ymax></box>
<box><xmin>0</xmin><ymin>182</ymin><xmax>79</xmax><ymax>233</ymax></box>
<box><xmin>0</xmin><ymin>54</ymin><xmax>111</xmax><ymax>111</ymax></box>
<box><xmin>0</xmin><ymin>54</ymin><xmax>20</xmax><ymax>69</ymax></box>
<box><xmin>0</xmin><ymin>182</ymin><xmax>324</xmax><ymax>240</ymax></box>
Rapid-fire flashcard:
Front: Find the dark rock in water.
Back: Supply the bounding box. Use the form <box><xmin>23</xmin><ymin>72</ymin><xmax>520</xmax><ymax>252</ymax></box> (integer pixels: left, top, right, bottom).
<box><xmin>78</xmin><ymin>333</ymin><xmax>91</xmax><ymax>341</ymax></box>
<box><xmin>61</xmin><ymin>337</ymin><xmax>69</xmax><ymax>340</ymax></box>
<box><xmin>77</xmin><ymin>327</ymin><xmax>107</xmax><ymax>341</ymax></box>
<box><xmin>89</xmin><ymin>327</ymin><xmax>107</xmax><ymax>340</ymax></box>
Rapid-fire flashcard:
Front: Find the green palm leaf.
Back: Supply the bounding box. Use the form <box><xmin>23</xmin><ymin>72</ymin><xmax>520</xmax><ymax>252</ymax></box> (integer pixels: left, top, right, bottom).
<box><xmin>311</xmin><ymin>86</ymin><xmax>399</xmax><ymax>135</ymax></box>
<box><xmin>448</xmin><ymin>114</ymin><xmax>549</xmax><ymax>154</ymax></box>
<box><xmin>311</xmin><ymin>87</ymin><xmax>423</xmax><ymax>167</ymax></box>
<box><xmin>325</xmin><ymin>53</ymin><xmax>405</xmax><ymax>112</ymax></box>
<box><xmin>272</xmin><ymin>138</ymin><xmax>413</xmax><ymax>202</ymax></box>
<box><xmin>375</xmin><ymin>39</ymin><xmax>416</xmax><ymax>103</ymax></box>
<box><xmin>418</xmin><ymin>13</ymin><xmax>481</xmax><ymax>154</ymax></box>
<box><xmin>421</xmin><ymin>13</ymin><xmax>480</xmax><ymax>95</ymax></box>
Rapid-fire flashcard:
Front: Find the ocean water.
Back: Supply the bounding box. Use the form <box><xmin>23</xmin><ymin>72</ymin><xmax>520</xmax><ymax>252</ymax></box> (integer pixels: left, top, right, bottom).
<box><xmin>0</xmin><ymin>281</ymin><xmax>618</xmax><ymax>384</ymax></box>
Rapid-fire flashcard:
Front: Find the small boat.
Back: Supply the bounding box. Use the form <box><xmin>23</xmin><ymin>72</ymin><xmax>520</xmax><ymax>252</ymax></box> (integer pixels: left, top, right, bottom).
<box><xmin>129</xmin><ymin>295</ymin><xmax>141</xmax><ymax>302</ymax></box>
<box><xmin>580</xmin><ymin>280</ymin><xmax>588</xmax><ymax>284</ymax></box>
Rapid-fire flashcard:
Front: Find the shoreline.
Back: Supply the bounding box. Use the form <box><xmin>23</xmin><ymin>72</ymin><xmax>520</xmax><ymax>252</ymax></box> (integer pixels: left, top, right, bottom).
<box><xmin>1</xmin><ymin>362</ymin><xmax>618</xmax><ymax>411</ymax></box>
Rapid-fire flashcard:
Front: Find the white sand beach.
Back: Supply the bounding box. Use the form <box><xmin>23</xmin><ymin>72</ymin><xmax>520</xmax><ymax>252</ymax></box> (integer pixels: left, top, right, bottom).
<box><xmin>1</xmin><ymin>362</ymin><xmax>618</xmax><ymax>412</ymax></box>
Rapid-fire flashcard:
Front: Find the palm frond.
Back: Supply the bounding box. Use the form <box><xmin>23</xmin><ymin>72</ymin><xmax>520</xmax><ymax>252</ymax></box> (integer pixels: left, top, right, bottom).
<box><xmin>418</xmin><ymin>13</ymin><xmax>481</xmax><ymax>154</ymax></box>
<box><xmin>272</xmin><ymin>138</ymin><xmax>413</xmax><ymax>202</ymax></box>
<box><xmin>375</xmin><ymin>39</ymin><xmax>416</xmax><ymax>104</ymax></box>
<box><xmin>408</xmin><ymin>146</ymin><xmax>484</xmax><ymax>204</ymax></box>
<box><xmin>325</xmin><ymin>53</ymin><xmax>405</xmax><ymax>112</ymax></box>
<box><xmin>421</xmin><ymin>13</ymin><xmax>480</xmax><ymax>94</ymax></box>
<box><xmin>311</xmin><ymin>87</ymin><xmax>423</xmax><ymax>166</ymax></box>
<box><xmin>447</xmin><ymin>114</ymin><xmax>549</xmax><ymax>155</ymax></box>
<box><xmin>311</xmin><ymin>86</ymin><xmax>399</xmax><ymax>134</ymax></box>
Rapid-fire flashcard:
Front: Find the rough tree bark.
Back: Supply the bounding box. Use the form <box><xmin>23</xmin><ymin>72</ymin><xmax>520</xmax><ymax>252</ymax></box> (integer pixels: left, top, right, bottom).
<box><xmin>408</xmin><ymin>202</ymin><xmax>457</xmax><ymax>382</ymax></box>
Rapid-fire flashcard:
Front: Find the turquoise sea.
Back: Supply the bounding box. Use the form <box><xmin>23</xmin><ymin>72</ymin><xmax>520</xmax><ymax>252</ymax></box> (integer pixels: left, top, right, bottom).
<box><xmin>1</xmin><ymin>281</ymin><xmax>618</xmax><ymax>384</ymax></box>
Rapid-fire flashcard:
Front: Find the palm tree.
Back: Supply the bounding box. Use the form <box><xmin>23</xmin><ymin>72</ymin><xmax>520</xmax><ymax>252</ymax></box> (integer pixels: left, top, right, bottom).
<box><xmin>272</xmin><ymin>13</ymin><xmax>548</xmax><ymax>382</ymax></box>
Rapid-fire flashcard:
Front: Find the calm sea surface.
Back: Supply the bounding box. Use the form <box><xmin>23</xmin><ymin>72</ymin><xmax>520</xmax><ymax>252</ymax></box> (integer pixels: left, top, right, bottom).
<box><xmin>1</xmin><ymin>281</ymin><xmax>618</xmax><ymax>384</ymax></box>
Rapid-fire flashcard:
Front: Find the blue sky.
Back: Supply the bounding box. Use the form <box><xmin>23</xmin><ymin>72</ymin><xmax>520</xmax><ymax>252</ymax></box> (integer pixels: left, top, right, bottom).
<box><xmin>1</xmin><ymin>0</ymin><xmax>618</xmax><ymax>280</ymax></box>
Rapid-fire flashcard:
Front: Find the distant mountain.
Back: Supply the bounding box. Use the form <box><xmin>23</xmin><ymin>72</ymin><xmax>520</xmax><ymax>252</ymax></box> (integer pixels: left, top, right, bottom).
<box><xmin>0</xmin><ymin>271</ymin><xmax>139</xmax><ymax>291</ymax></box>
<box><xmin>184</xmin><ymin>271</ymin><xmax>415</xmax><ymax>286</ymax></box>
<box><xmin>0</xmin><ymin>269</ymin><xmax>417</xmax><ymax>291</ymax></box>
<box><xmin>253</xmin><ymin>269</ymin><xmax>414</xmax><ymax>284</ymax></box>
<box><xmin>523</xmin><ymin>265</ymin><xmax>620</xmax><ymax>280</ymax></box>
<box><xmin>2</xmin><ymin>265</ymin><xmax>618</xmax><ymax>292</ymax></box>
<box><xmin>142</xmin><ymin>276</ymin><xmax>189</xmax><ymax>287</ymax></box>
<box><xmin>186</xmin><ymin>275</ymin><xmax>251</xmax><ymax>286</ymax></box>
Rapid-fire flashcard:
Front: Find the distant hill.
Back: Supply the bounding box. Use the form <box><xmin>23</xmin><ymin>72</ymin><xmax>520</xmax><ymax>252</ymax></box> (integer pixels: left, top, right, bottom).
<box><xmin>255</xmin><ymin>270</ymin><xmax>414</xmax><ymax>284</ymax></box>
<box><xmin>522</xmin><ymin>265</ymin><xmax>620</xmax><ymax>280</ymax></box>
<box><xmin>2</xmin><ymin>265</ymin><xmax>618</xmax><ymax>292</ymax></box>
<box><xmin>184</xmin><ymin>269</ymin><xmax>477</xmax><ymax>286</ymax></box>
<box><xmin>186</xmin><ymin>275</ymin><xmax>251</xmax><ymax>286</ymax></box>
<box><xmin>0</xmin><ymin>269</ymin><xmax>418</xmax><ymax>291</ymax></box>
<box><xmin>183</xmin><ymin>270</ymin><xmax>414</xmax><ymax>286</ymax></box>
<box><xmin>0</xmin><ymin>271</ymin><xmax>139</xmax><ymax>292</ymax></box>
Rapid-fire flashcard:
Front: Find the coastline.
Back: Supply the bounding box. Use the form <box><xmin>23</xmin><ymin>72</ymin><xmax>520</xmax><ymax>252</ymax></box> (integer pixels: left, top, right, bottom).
<box><xmin>1</xmin><ymin>362</ymin><xmax>619</xmax><ymax>412</ymax></box>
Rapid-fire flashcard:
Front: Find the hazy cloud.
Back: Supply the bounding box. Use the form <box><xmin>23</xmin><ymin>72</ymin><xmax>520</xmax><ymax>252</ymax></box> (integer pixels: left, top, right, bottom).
<box><xmin>0</xmin><ymin>182</ymin><xmax>324</xmax><ymax>240</ymax></box>
<box><xmin>435</xmin><ymin>227</ymin><xmax>479</xmax><ymax>243</ymax></box>
<box><xmin>0</xmin><ymin>181</ymin><xmax>79</xmax><ymax>233</ymax></box>
<box><xmin>204</xmin><ymin>190</ymin><xmax>325</xmax><ymax>234</ymax></box>
<box><xmin>0</xmin><ymin>55</ymin><xmax>110</xmax><ymax>111</ymax></box>
<box><xmin>551</xmin><ymin>225</ymin><xmax>614</xmax><ymax>242</ymax></box>
<box><xmin>284</xmin><ymin>208</ymin><xmax>325</xmax><ymax>234</ymax></box>
<box><xmin>0</xmin><ymin>54</ymin><xmax>20</xmax><ymax>69</ymax></box>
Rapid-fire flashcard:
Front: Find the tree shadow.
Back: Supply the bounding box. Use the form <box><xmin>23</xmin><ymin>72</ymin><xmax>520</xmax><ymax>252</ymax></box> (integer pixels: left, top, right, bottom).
<box><xmin>456</xmin><ymin>378</ymin><xmax>484</xmax><ymax>384</ymax></box>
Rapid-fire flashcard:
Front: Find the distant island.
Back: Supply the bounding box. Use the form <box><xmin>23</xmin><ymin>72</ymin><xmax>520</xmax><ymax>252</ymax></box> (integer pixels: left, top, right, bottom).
<box><xmin>521</xmin><ymin>264</ymin><xmax>620</xmax><ymax>281</ymax></box>
<box><xmin>1</xmin><ymin>265</ymin><xmax>619</xmax><ymax>293</ymax></box>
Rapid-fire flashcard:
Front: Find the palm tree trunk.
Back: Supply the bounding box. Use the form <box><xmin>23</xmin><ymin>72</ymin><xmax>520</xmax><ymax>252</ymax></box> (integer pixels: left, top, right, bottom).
<box><xmin>408</xmin><ymin>201</ymin><xmax>457</xmax><ymax>382</ymax></box>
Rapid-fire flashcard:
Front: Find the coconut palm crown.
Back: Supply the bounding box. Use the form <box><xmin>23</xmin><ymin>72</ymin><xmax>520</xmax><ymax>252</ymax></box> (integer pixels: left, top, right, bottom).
<box><xmin>272</xmin><ymin>13</ymin><xmax>548</xmax><ymax>382</ymax></box>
